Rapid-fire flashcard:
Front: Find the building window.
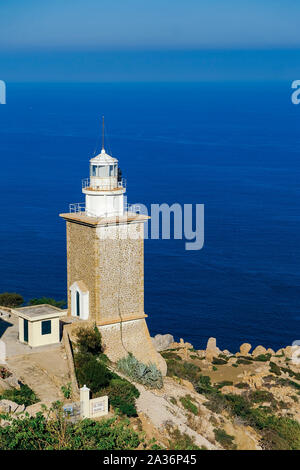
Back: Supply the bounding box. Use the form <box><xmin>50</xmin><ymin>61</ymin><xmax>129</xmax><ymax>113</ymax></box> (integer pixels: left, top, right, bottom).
<box><xmin>41</xmin><ymin>320</ymin><xmax>51</xmax><ymax>335</ymax></box>
<box><xmin>92</xmin><ymin>165</ymin><xmax>97</xmax><ymax>176</ymax></box>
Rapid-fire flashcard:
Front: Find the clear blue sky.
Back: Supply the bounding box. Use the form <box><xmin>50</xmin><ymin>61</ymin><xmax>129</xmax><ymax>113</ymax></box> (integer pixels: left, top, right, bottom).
<box><xmin>1</xmin><ymin>0</ymin><xmax>300</xmax><ymax>81</ymax></box>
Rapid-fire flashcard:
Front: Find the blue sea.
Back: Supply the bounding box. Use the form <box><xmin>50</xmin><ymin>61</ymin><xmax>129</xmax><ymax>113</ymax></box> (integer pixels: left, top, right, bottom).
<box><xmin>0</xmin><ymin>81</ymin><xmax>300</xmax><ymax>353</ymax></box>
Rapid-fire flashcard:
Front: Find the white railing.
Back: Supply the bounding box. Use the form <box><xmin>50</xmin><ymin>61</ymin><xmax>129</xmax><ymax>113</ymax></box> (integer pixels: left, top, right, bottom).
<box><xmin>69</xmin><ymin>202</ymin><xmax>86</xmax><ymax>214</ymax></box>
<box><xmin>82</xmin><ymin>178</ymin><xmax>126</xmax><ymax>191</ymax></box>
<box><xmin>125</xmin><ymin>203</ymin><xmax>141</xmax><ymax>214</ymax></box>
<box><xmin>68</xmin><ymin>202</ymin><xmax>141</xmax><ymax>218</ymax></box>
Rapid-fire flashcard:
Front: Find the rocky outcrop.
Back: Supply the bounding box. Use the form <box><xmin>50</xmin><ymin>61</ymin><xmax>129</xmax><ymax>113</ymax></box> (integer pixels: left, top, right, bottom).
<box><xmin>205</xmin><ymin>337</ymin><xmax>220</xmax><ymax>361</ymax></box>
<box><xmin>152</xmin><ymin>334</ymin><xmax>174</xmax><ymax>352</ymax></box>
<box><xmin>240</xmin><ymin>343</ymin><xmax>252</xmax><ymax>355</ymax></box>
<box><xmin>252</xmin><ymin>345</ymin><xmax>267</xmax><ymax>356</ymax></box>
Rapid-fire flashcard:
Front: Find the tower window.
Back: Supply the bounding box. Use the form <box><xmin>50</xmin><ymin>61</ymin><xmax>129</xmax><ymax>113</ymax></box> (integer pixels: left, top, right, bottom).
<box><xmin>92</xmin><ymin>165</ymin><xmax>97</xmax><ymax>176</ymax></box>
<box><xmin>41</xmin><ymin>320</ymin><xmax>51</xmax><ymax>335</ymax></box>
<box><xmin>76</xmin><ymin>291</ymin><xmax>80</xmax><ymax>316</ymax></box>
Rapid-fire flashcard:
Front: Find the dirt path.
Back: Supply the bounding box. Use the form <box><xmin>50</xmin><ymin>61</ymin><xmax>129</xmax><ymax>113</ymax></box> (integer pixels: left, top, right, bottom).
<box><xmin>135</xmin><ymin>379</ymin><xmax>218</xmax><ymax>450</ymax></box>
<box><xmin>7</xmin><ymin>347</ymin><xmax>70</xmax><ymax>403</ymax></box>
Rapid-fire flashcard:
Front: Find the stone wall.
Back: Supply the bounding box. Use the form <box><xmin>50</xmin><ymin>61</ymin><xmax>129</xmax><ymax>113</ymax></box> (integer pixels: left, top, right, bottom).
<box><xmin>66</xmin><ymin>221</ymin><xmax>99</xmax><ymax>321</ymax></box>
<box><xmin>99</xmin><ymin>318</ymin><xmax>167</xmax><ymax>375</ymax></box>
<box><xmin>96</xmin><ymin>221</ymin><xmax>145</xmax><ymax>323</ymax></box>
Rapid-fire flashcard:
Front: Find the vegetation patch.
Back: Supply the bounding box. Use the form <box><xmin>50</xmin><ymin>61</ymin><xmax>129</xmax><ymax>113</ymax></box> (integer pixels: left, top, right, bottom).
<box><xmin>236</xmin><ymin>358</ymin><xmax>252</xmax><ymax>365</ymax></box>
<box><xmin>0</xmin><ymin>367</ymin><xmax>11</xmax><ymax>380</ymax></box>
<box><xmin>248</xmin><ymin>390</ymin><xmax>275</xmax><ymax>404</ymax></box>
<box><xmin>0</xmin><ymin>405</ymin><xmax>141</xmax><ymax>450</ymax></box>
<box><xmin>117</xmin><ymin>353</ymin><xmax>163</xmax><ymax>389</ymax></box>
<box><xmin>28</xmin><ymin>297</ymin><xmax>66</xmax><ymax>308</ymax></box>
<box><xmin>0</xmin><ymin>292</ymin><xmax>23</xmax><ymax>308</ymax></box>
<box><xmin>215</xmin><ymin>381</ymin><xmax>233</xmax><ymax>389</ymax></box>
<box><xmin>235</xmin><ymin>382</ymin><xmax>250</xmax><ymax>389</ymax></box>
<box><xmin>212</xmin><ymin>357</ymin><xmax>227</xmax><ymax>365</ymax></box>
<box><xmin>0</xmin><ymin>384</ymin><xmax>38</xmax><ymax>407</ymax></box>
<box><xmin>166</xmin><ymin>359</ymin><xmax>201</xmax><ymax>385</ymax></box>
<box><xmin>179</xmin><ymin>395</ymin><xmax>198</xmax><ymax>415</ymax></box>
<box><xmin>214</xmin><ymin>428</ymin><xmax>236</xmax><ymax>450</ymax></box>
<box><xmin>269</xmin><ymin>362</ymin><xmax>281</xmax><ymax>376</ymax></box>
<box><xmin>73</xmin><ymin>326</ymin><xmax>140</xmax><ymax>416</ymax></box>
<box><xmin>167</xmin><ymin>427</ymin><xmax>201</xmax><ymax>450</ymax></box>
<box><xmin>161</xmin><ymin>351</ymin><xmax>182</xmax><ymax>361</ymax></box>
<box><xmin>253</xmin><ymin>354</ymin><xmax>271</xmax><ymax>362</ymax></box>
<box><xmin>100</xmin><ymin>377</ymin><xmax>140</xmax><ymax>417</ymax></box>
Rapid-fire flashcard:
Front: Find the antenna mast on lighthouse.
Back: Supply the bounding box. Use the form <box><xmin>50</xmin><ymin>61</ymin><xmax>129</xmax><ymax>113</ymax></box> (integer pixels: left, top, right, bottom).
<box><xmin>102</xmin><ymin>115</ymin><xmax>105</xmax><ymax>151</ymax></box>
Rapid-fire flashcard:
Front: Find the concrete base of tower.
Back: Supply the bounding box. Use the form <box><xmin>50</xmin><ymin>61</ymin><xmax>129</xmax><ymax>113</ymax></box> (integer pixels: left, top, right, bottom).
<box><xmin>98</xmin><ymin>318</ymin><xmax>167</xmax><ymax>376</ymax></box>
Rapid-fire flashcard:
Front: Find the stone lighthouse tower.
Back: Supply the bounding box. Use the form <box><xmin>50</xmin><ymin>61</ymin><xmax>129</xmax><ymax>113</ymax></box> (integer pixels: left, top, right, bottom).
<box><xmin>60</xmin><ymin>121</ymin><xmax>166</xmax><ymax>373</ymax></box>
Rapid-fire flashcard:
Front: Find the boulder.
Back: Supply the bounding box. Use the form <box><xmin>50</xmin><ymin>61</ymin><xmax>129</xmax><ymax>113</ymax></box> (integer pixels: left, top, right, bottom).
<box><xmin>152</xmin><ymin>334</ymin><xmax>174</xmax><ymax>352</ymax></box>
<box><xmin>205</xmin><ymin>337</ymin><xmax>220</xmax><ymax>361</ymax></box>
<box><xmin>4</xmin><ymin>375</ymin><xmax>21</xmax><ymax>390</ymax></box>
<box><xmin>283</xmin><ymin>345</ymin><xmax>300</xmax><ymax>358</ymax></box>
<box><xmin>25</xmin><ymin>401</ymin><xmax>52</xmax><ymax>417</ymax></box>
<box><xmin>206</xmin><ymin>337</ymin><xmax>217</xmax><ymax>350</ymax></box>
<box><xmin>266</xmin><ymin>348</ymin><xmax>275</xmax><ymax>355</ymax></box>
<box><xmin>0</xmin><ymin>399</ymin><xmax>19</xmax><ymax>413</ymax></box>
<box><xmin>14</xmin><ymin>404</ymin><xmax>25</xmax><ymax>414</ymax></box>
<box><xmin>240</xmin><ymin>343</ymin><xmax>252</xmax><ymax>355</ymax></box>
<box><xmin>0</xmin><ymin>377</ymin><xmax>12</xmax><ymax>392</ymax></box>
<box><xmin>252</xmin><ymin>345</ymin><xmax>267</xmax><ymax>356</ymax></box>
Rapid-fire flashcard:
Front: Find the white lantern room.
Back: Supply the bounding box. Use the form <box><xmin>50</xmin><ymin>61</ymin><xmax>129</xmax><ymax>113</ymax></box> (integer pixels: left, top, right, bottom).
<box><xmin>82</xmin><ymin>149</ymin><xmax>126</xmax><ymax>218</ymax></box>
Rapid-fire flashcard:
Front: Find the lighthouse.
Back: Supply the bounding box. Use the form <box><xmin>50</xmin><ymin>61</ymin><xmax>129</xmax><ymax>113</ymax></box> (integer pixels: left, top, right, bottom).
<box><xmin>60</xmin><ymin>121</ymin><xmax>166</xmax><ymax>374</ymax></box>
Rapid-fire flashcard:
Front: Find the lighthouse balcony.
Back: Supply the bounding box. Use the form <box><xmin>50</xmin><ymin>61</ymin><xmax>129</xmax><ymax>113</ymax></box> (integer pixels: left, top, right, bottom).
<box><xmin>82</xmin><ymin>178</ymin><xmax>126</xmax><ymax>192</ymax></box>
<box><xmin>69</xmin><ymin>202</ymin><xmax>141</xmax><ymax>218</ymax></box>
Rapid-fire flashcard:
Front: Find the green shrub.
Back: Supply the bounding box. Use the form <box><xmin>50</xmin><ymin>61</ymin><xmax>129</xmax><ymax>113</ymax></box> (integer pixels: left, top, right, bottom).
<box><xmin>218</xmin><ymin>354</ymin><xmax>230</xmax><ymax>360</ymax></box>
<box><xmin>204</xmin><ymin>393</ymin><xmax>228</xmax><ymax>414</ymax></box>
<box><xmin>216</xmin><ymin>381</ymin><xmax>233</xmax><ymax>389</ymax></box>
<box><xmin>269</xmin><ymin>361</ymin><xmax>281</xmax><ymax>376</ymax></box>
<box><xmin>254</xmin><ymin>354</ymin><xmax>271</xmax><ymax>362</ymax></box>
<box><xmin>212</xmin><ymin>357</ymin><xmax>227</xmax><ymax>365</ymax></box>
<box><xmin>117</xmin><ymin>353</ymin><xmax>163</xmax><ymax>389</ymax></box>
<box><xmin>281</xmin><ymin>366</ymin><xmax>300</xmax><ymax>380</ymax></box>
<box><xmin>61</xmin><ymin>383</ymin><xmax>72</xmax><ymax>399</ymax></box>
<box><xmin>0</xmin><ymin>409</ymin><xmax>141</xmax><ymax>450</ymax></box>
<box><xmin>28</xmin><ymin>297</ymin><xmax>66</xmax><ymax>308</ymax></box>
<box><xmin>236</xmin><ymin>358</ymin><xmax>252</xmax><ymax>365</ymax></box>
<box><xmin>166</xmin><ymin>359</ymin><xmax>200</xmax><ymax>384</ymax></box>
<box><xmin>74</xmin><ymin>353</ymin><xmax>111</xmax><ymax>393</ymax></box>
<box><xmin>248</xmin><ymin>390</ymin><xmax>274</xmax><ymax>403</ymax></box>
<box><xmin>167</xmin><ymin>427</ymin><xmax>200</xmax><ymax>450</ymax></box>
<box><xmin>235</xmin><ymin>382</ymin><xmax>250</xmax><ymax>389</ymax></box>
<box><xmin>0</xmin><ymin>384</ymin><xmax>38</xmax><ymax>407</ymax></box>
<box><xmin>75</xmin><ymin>324</ymin><xmax>102</xmax><ymax>356</ymax></box>
<box><xmin>180</xmin><ymin>395</ymin><xmax>198</xmax><ymax>415</ymax></box>
<box><xmin>102</xmin><ymin>377</ymin><xmax>140</xmax><ymax>417</ymax></box>
<box><xmin>161</xmin><ymin>351</ymin><xmax>182</xmax><ymax>361</ymax></box>
<box><xmin>196</xmin><ymin>375</ymin><xmax>214</xmax><ymax>395</ymax></box>
<box><xmin>0</xmin><ymin>292</ymin><xmax>24</xmax><ymax>308</ymax></box>
<box><xmin>277</xmin><ymin>377</ymin><xmax>300</xmax><ymax>391</ymax></box>
<box><xmin>214</xmin><ymin>428</ymin><xmax>236</xmax><ymax>450</ymax></box>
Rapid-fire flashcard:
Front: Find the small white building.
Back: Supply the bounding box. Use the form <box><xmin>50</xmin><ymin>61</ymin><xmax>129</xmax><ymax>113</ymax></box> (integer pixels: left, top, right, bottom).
<box><xmin>13</xmin><ymin>304</ymin><xmax>64</xmax><ymax>348</ymax></box>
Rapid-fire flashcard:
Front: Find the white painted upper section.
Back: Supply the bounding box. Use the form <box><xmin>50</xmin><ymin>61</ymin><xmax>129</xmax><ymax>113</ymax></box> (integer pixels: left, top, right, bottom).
<box><xmin>90</xmin><ymin>149</ymin><xmax>118</xmax><ymax>165</ymax></box>
<box><xmin>83</xmin><ymin>147</ymin><xmax>126</xmax><ymax>217</ymax></box>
